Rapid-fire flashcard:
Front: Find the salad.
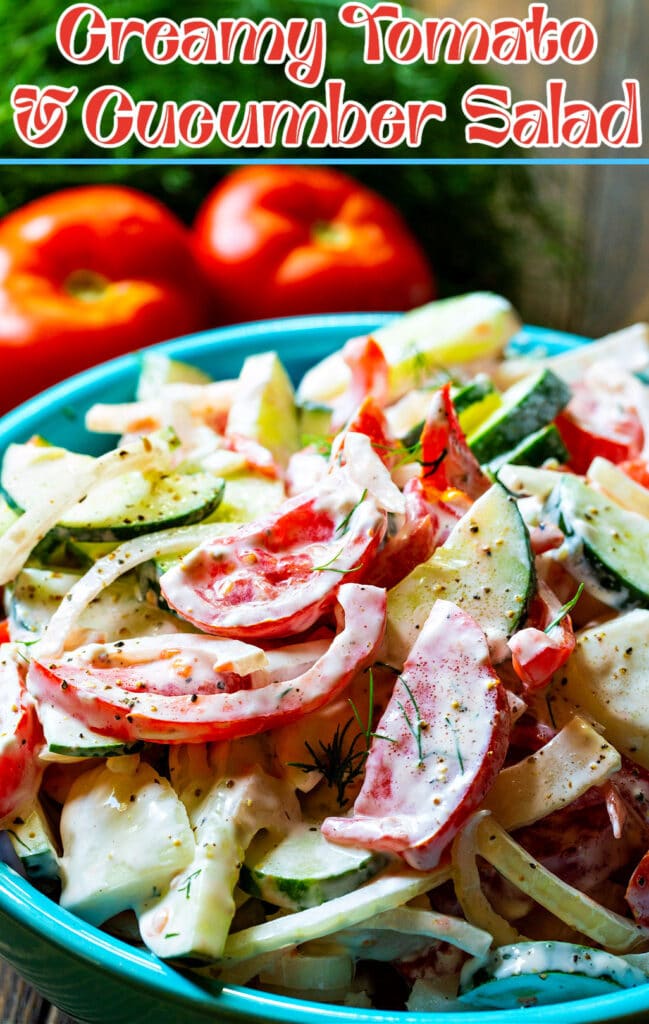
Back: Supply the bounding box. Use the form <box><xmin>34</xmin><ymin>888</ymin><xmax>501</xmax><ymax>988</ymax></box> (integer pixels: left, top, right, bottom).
<box><xmin>2</xmin><ymin>293</ymin><xmax>649</xmax><ymax>1013</ymax></box>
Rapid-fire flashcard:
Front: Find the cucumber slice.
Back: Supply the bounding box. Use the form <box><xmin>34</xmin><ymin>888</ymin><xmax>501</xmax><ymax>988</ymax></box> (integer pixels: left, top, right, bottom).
<box><xmin>453</xmin><ymin>375</ymin><xmax>501</xmax><ymax>435</ymax></box>
<box><xmin>588</xmin><ymin>457</ymin><xmax>649</xmax><ymax>520</ymax></box>
<box><xmin>387</xmin><ymin>483</ymin><xmax>534</xmax><ymax>664</ymax></box>
<box><xmin>64</xmin><ymin>540</ymin><xmax>119</xmax><ymax>569</ymax></box>
<box><xmin>206</xmin><ymin>473</ymin><xmax>285</xmax><ymax>525</ymax></box>
<box><xmin>37</xmin><ymin>700</ymin><xmax>142</xmax><ymax>761</ymax></box>
<box><xmin>487</xmin><ymin>424</ymin><xmax>568</xmax><ymax>475</ymax></box>
<box><xmin>460</xmin><ymin>942</ymin><xmax>646</xmax><ymax>1009</ymax></box>
<box><xmin>240</xmin><ymin>823</ymin><xmax>386</xmax><ymax>911</ymax></box>
<box><xmin>556</xmin><ymin>609</ymin><xmax>649</xmax><ymax>770</ymax></box>
<box><xmin>136</xmin><ymin>352</ymin><xmax>211</xmax><ymax>400</ymax></box>
<box><xmin>2</xmin><ymin>441</ymin><xmax>224</xmax><ymax>541</ymax></box>
<box><xmin>5</xmin><ymin>802</ymin><xmax>60</xmax><ymax>884</ymax></box>
<box><xmin>467</xmin><ymin>369</ymin><xmax>571</xmax><ymax>464</ymax></box>
<box><xmin>550</xmin><ymin>474</ymin><xmax>649</xmax><ymax>608</ymax></box>
<box><xmin>299</xmin><ymin>402</ymin><xmax>333</xmax><ymax>446</ymax></box>
<box><xmin>226</xmin><ymin>351</ymin><xmax>299</xmax><ymax>467</ymax></box>
<box><xmin>59</xmin><ymin>758</ymin><xmax>195</xmax><ymax>928</ymax></box>
<box><xmin>297</xmin><ymin>293</ymin><xmax>521</xmax><ymax>406</ymax></box>
<box><xmin>57</xmin><ymin>471</ymin><xmax>224</xmax><ymax>542</ymax></box>
<box><xmin>7</xmin><ymin>567</ymin><xmax>193</xmax><ymax>644</ymax></box>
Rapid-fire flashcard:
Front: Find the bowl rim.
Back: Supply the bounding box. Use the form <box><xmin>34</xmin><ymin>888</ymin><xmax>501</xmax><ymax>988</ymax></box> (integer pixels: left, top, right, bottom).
<box><xmin>3</xmin><ymin>311</ymin><xmax>648</xmax><ymax>1024</ymax></box>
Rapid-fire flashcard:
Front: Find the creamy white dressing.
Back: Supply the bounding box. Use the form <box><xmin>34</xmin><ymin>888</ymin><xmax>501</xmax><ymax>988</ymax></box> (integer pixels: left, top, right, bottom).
<box><xmin>59</xmin><ymin>757</ymin><xmax>195</xmax><ymax>926</ymax></box>
<box><xmin>138</xmin><ymin>759</ymin><xmax>299</xmax><ymax>961</ymax></box>
<box><xmin>341</xmin><ymin>432</ymin><xmax>406</xmax><ymax>515</ymax></box>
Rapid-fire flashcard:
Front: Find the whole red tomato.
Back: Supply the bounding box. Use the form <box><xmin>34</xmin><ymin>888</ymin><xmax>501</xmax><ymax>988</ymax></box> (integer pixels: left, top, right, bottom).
<box><xmin>193</xmin><ymin>167</ymin><xmax>435</xmax><ymax>323</ymax></box>
<box><xmin>0</xmin><ymin>185</ymin><xmax>213</xmax><ymax>411</ymax></box>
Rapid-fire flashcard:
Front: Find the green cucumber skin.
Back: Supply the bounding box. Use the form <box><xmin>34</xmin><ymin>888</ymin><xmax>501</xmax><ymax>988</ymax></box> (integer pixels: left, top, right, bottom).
<box><xmin>46</xmin><ymin>739</ymin><xmax>143</xmax><ymax>759</ymax></box>
<box><xmin>46</xmin><ymin>478</ymin><xmax>225</xmax><ymax>543</ymax></box>
<box><xmin>552</xmin><ymin>476</ymin><xmax>649</xmax><ymax>609</ymax></box>
<box><xmin>488</xmin><ymin>424</ymin><xmax>568</xmax><ymax>475</ymax></box>
<box><xmin>238</xmin><ymin>858</ymin><xmax>386</xmax><ymax>912</ymax></box>
<box><xmin>469</xmin><ymin>369</ymin><xmax>571</xmax><ymax>464</ymax></box>
<box><xmin>452</xmin><ymin>376</ymin><xmax>496</xmax><ymax>414</ymax></box>
<box><xmin>399</xmin><ymin>377</ymin><xmax>497</xmax><ymax>451</ymax></box>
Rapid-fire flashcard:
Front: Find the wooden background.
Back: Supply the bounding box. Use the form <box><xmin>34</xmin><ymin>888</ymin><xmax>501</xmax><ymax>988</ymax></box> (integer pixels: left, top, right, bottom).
<box><xmin>421</xmin><ymin>0</ymin><xmax>649</xmax><ymax>337</ymax></box>
<box><xmin>1</xmin><ymin>2</ymin><xmax>648</xmax><ymax>1022</ymax></box>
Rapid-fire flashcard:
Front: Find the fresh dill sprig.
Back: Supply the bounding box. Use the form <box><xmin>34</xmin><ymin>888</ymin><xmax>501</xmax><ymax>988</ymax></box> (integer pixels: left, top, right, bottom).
<box><xmin>336</xmin><ymin>489</ymin><xmax>367</xmax><ymax>536</ymax></box>
<box><xmin>287</xmin><ymin>718</ymin><xmax>368</xmax><ymax>807</ymax></box>
<box><xmin>349</xmin><ymin>667</ymin><xmax>397</xmax><ymax>749</ymax></box>
<box><xmin>396</xmin><ymin>676</ymin><xmax>427</xmax><ymax>768</ymax></box>
<box><xmin>445</xmin><ymin>715</ymin><xmax>465</xmax><ymax>772</ymax></box>
<box><xmin>288</xmin><ymin>666</ymin><xmax>394</xmax><ymax>806</ymax></box>
<box><xmin>370</xmin><ymin>438</ymin><xmax>423</xmax><ymax>467</ymax></box>
<box><xmin>312</xmin><ymin>546</ymin><xmax>362</xmax><ymax>574</ymax></box>
<box><xmin>178</xmin><ymin>868</ymin><xmax>202</xmax><ymax>900</ymax></box>
<box><xmin>544</xmin><ymin>583</ymin><xmax>584</xmax><ymax>634</ymax></box>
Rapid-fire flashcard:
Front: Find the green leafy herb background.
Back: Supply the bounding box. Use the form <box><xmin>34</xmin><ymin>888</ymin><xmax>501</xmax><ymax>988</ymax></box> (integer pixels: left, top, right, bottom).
<box><xmin>0</xmin><ymin>0</ymin><xmax>569</xmax><ymax>305</ymax></box>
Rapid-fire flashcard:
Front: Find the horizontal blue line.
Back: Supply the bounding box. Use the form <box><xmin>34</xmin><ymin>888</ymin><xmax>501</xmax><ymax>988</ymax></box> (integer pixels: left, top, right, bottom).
<box><xmin>0</xmin><ymin>157</ymin><xmax>647</xmax><ymax>166</ymax></box>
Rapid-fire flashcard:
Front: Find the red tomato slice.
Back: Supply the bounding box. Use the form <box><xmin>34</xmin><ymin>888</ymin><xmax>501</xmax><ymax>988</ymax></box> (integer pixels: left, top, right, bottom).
<box><xmin>0</xmin><ymin>647</ymin><xmax>43</xmax><ymax>826</ymax></box>
<box><xmin>556</xmin><ymin>378</ymin><xmax>644</xmax><ymax>475</ymax></box>
<box><xmin>160</xmin><ymin>472</ymin><xmax>386</xmax><ymax>640</ymax></box>
<box><xmin>363</xmin><ymin>479</ymin><xmax>441</xmax><ymax>590</ymax></box>
<box><xmin>322</xmin><ymin>599</ymin><xmax>510</xmax><ymax>869</ymax></box>
<box><xmin>333</xmin><ymin>396</ymin><xmax>397</xmax><ymax>469</ymax></box>
<box><xmin>508</xmin><ymin>579</ymin><xmax>577</xmax><ymax>692</ymax></box>
<box><xmin>332</xmin><ymin>336</ymin><xmax>389</xmax><ymax>430</ymax></box>
<box><xmin>421</xmin><ymin>383</ymin><xmax>489</xmax><ymax>500</ymax></box>
<box><xmin>27</xmin><ymin>584</ymin><xmax>387</xmax><ymax>744</ymax></box>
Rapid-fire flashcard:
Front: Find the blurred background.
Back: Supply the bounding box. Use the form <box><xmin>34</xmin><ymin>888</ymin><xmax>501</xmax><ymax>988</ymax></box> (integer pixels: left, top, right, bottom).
<box><xmin>0</xmin><ymin>0</ymin><xmax>646</xmax><ymax>337</ymax></box>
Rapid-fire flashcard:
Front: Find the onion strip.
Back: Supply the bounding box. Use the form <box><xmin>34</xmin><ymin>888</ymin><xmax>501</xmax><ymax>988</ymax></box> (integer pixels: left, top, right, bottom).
<box><xmin>36</xmin><ymin>522</ymin><xmax>234</xmax><ymax>658</ymax></box>
<box><xmin>475</xmin><ymin>815</ymin><xmax>646</xmax><ymax>953</ymax></box>
<box><xmin>452</xmin><ymin>811</ymin><xmax>523</xmax><ymax>947</ymax></box>
<box><xmin>482</xmin><ymin>716</ymin><xmax>621</xmax><ymax>831</ymax></box>
<box><xmin>221</xmin><ymin>866</ymin><xmax>451</xmax><ymax>963</ymax></box>
<box><xmin>348</xmin><ymin>905</ymin><xmax>492</xmax><ymax>959</ymax></box>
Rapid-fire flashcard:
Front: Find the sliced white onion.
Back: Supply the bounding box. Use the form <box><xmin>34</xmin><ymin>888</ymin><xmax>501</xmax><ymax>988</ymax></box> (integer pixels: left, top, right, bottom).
<box><xmin>35</xmin><ymin>522</ymin><xmax>234</xmax><ymax>659</ymax></box>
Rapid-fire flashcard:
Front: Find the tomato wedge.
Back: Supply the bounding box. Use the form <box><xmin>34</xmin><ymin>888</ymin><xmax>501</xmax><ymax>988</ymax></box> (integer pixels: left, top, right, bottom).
<box><xmin>508</xmin><ymin>579</ymin><xmax>577</xmax><ymax>692</ymax></box>
<box><xmin>556</xmin><ymin>375</ymin><xmax>644</xmax><ymax>474</ymax></box>
<box><xmin>160</xmin><ymin>472</ymin><xmax>386</xmax><ymax>639</ymax></box>
<box><xmin>331</xmin><ymin>336</ymin><xmax>389</xmax><ymax>430</ymax></box>
<box><xmin>27</xmin><ymin>584</ymin><xmax>387</xmax><ymax>744</ymax></box>
<box><xmin>421</xmin><ymin>383</ymin><xmax>489</xmax><ymax>500</ymax></box>
<box><xmin>333</xmin><ymin>396</ymin><xmax>397</xmax><ymax>470</ymax></box>
<box><xmin>322</xmin><ymin>600</ymin><xmax>510</xmax><ymax>869</ymax></box>
<box><xmin>0</xmin><ymin>646</ymin><xmax>43</xmax><ymax>826</ymax></box>
<box><xmin>363</xmin><ymin>479</ymin><xmax>439</xmax><ymax>590</ymax></box>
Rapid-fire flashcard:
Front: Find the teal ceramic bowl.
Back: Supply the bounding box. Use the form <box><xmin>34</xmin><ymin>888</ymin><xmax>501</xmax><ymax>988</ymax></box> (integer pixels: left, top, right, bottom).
<box><xmin>1</xmin><ymin>313</ymin><xmax>648</xmax><ymax>1024</ymax></box>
